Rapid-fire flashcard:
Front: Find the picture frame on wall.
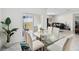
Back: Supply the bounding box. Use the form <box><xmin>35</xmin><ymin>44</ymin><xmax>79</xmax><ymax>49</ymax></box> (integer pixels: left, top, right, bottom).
<box><xmin>23</xmin><ymin>14</ymin><xmax>33</xmax><ymax>31</ymax></box>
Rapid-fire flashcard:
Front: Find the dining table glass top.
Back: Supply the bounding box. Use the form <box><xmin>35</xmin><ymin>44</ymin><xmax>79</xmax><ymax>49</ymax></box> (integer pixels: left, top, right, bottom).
<box><xmin>33</xmin><ymin>30</ymin><xmax>74</xmax><ymax>46</ymax></box>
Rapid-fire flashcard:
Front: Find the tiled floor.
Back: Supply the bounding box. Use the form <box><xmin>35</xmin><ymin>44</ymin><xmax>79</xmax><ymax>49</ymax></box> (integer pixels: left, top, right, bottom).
<box><xmin>64</xmin><ymin>34</ymin><xmax>79</xmax><ymax>51</ymax></box>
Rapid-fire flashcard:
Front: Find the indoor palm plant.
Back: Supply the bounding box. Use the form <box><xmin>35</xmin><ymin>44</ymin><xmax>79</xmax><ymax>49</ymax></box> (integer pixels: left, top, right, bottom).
<box><xmin>0</xmin><ymin>17</ymin><xmax>18</xmax><ymax>43</ymax></box>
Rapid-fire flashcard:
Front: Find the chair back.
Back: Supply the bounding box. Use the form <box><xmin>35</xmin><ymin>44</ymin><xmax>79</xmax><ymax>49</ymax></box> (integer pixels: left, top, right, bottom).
<box><xmin>48</xmin><ymin>27</ymin><xmax>52</xmax><ymax>34</ymax></box>
<box><xmin>33</xmin><ymin>26</ymin><xmax>38</xmax><ymax>32</ymax></box>
<box><xmin>52</xmin><ymin>27</ymin><xmax>59</xmax><ymax>38</ymax></box>
<box><xmin>24</xmin><ymin>32</ymin><xmax>32</xmax><ymax>50</ymax></box>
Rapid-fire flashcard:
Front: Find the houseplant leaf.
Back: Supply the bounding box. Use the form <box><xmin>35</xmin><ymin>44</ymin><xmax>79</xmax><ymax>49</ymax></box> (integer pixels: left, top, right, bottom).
<box><xmin>0</xmin><ymin>17</ymin><xmax>18</xmax><ymax>44</ymax></box>
<box><xmin>1</xmin><ymin>21</ymin><xmax>5</xmax><ymax>24</ymax></box>
<box><xmin>5</xmin><ymin>17</ymin><xmax>11</xmax><ymax>25</ymax></box>
<box><xmin>10</xmin><ymin>32</ymin><xmax>14</xmax><ymax>36</ymax></box>
<box><xmin>11</xmin><ymin>28</ymin><xmax>18</xmax><ymax>32</ymax></box>
<box><xmin>7</xmin><ymin>30</ymin><xmax>11</xmax><ymax>34</ymax></box>
<box><xmin>2</xmin><ymin>27</ymin><xmax>7</xmax><ymax>32</ymax></box>
<box><xmin>3</xmin><ymin>27</ymin><xmax>11</xmax><ymax>34</ymax></box>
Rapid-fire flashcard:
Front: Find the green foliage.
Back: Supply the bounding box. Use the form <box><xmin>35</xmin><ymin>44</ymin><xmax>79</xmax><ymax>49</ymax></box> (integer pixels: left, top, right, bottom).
<box><xmin>11</xmin><ymin>28</ymin><xmax>18</xmax><ymax>32</ymax></box>
<box><xmin>5</xmin><ymin>17</ymin><xmax>11</xmax><ymax>26</ymax></box>
<box><xmin>10</xmin><ymin>32</ymin><xmax>14</xmax><ymax>36</ymax></box>
<box><xmin>1</xmin><ymin>21</ymin><xmax>5</xmax><ymax>24</ymax></box>
<box><xmin>0</xmin><ymin>17</ymin><xmax>18</xmax><ymax>43</ymax></box>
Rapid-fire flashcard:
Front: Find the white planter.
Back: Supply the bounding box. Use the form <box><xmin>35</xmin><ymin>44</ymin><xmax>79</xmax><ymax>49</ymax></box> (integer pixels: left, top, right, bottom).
<box><xmin>0</xmin><ymin>31</ymin><xmax>7</xmax><ymax>47</ymax></box>
<box><xmin>4</xmin><ymin>42</ymin><xmax>12</xmax><ymax>48</ymax></box>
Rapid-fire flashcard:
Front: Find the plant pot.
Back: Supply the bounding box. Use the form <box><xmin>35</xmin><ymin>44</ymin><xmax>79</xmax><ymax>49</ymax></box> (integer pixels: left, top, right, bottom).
<box><xmin>0</xmin><ymin>31</ymin><xmax>8</xmax><ymax>48</ymax></box>
<box><xmin>3</xmin><ymin>42</ymin><xmax>12</xmax><ymax>48</ymax></box>
<box><xmin>3</xmin><ymin>35</ymin><xmax>11</xmax><ymax>48</ymax></box>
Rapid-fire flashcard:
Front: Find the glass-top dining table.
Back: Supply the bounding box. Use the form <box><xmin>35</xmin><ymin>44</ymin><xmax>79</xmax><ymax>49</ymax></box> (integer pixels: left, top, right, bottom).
<box><xmin>33</xmin><ymin>30</ymin><xmax>74</xmax><ymax>47</ymax></box>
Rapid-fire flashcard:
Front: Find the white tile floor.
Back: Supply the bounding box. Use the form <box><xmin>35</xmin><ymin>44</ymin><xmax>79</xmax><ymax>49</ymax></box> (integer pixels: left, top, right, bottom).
<box><xmin>65</xmin><ymin>34</ymin><xmax>79</xmax><ymax>51</ymax></box>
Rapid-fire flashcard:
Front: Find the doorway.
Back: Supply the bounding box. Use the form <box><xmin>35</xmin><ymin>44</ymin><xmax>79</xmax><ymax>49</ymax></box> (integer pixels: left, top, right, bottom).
<box><xmin>74</xmin><ymin>14</ymin><xmax>79</xmax><ymax>34</ymax></box>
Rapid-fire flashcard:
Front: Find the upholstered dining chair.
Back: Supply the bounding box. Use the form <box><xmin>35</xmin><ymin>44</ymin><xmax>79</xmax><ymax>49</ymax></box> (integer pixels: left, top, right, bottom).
<box><xmin>33</xmin><ymin>26</ymin><xmax>38</xmax><ymax>32</ymax></box>
<box><xmin>48</xmin><ymin>27</ymin><xmax>53</xmax><ymax>34</ymax></box>
<box><xmin>24</xmin><ymin>31</ymin><xmax>44</xmax><ymax>51</ymax></box>
<box><xmin>47</xmin><ymin>27</ymin><xmax>60</xmax><ymax>43</ymax></box>
<box><xmin>47</xmin><ymin>37</ymin><xmax>69</xmax><ymax>51</ymax></box>
<box><xmin>47</xmin><ymin>27</ymin><xmax>68</xmax><ymax>51</ymax></box>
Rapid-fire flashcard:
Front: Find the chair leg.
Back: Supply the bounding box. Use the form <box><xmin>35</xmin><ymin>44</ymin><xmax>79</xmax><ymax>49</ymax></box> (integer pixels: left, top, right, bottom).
<box><xmin>40</xmin><ymin>46</ymin><xmax>44</xmax><ymax>50</ymax></box>
<box><xmin>37</xmin><ymin>47</ymin><xmax>45</xmax><ymax>51</ymax></box>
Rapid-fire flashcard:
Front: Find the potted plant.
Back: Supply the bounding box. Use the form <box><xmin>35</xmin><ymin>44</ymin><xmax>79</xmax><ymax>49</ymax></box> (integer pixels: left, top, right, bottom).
<box><xmin>0</xmin><ymin>17</ymin><xmax>18</xmax><ymax>47</ymax></box>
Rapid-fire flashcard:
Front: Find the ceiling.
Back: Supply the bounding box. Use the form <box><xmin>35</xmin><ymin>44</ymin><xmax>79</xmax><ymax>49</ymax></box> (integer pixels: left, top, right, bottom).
<box><xmin>46</xmin><ymin>8</ymin><xmax>79</xmax><ymax>15</ymax></box>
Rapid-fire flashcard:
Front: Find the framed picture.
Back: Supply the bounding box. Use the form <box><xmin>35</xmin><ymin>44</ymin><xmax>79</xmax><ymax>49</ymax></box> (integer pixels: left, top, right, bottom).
<box><xmin>23</xmin><ymin>14</ymin><xmax>33</xmax><ymax>30</ymax></box>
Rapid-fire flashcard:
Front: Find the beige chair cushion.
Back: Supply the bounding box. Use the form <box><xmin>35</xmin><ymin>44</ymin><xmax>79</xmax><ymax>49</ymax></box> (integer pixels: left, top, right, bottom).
<box><xmin>33</xmin><ymin>40</ymin><xmax>44</xmax><ymax>51</ymax></box>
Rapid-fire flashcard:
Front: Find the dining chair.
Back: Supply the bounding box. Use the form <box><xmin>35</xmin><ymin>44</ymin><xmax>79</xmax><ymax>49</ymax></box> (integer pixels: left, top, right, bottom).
<box><xmin>48</xmin><ymin>27</ymin><xmax>53</xmax><ymax>34</ymax></box>
<box><xmin>33</xmin><ymin>26</ymin><xmax>38</xmax><ymax>32</ymax></box>
<box><xmin>47</xmin><ymin>27</ymin><xmax>69</xmax><ymax>51</ymax></box>
<box><xmin>47</xmin><ymin>27</ymin><xmax>60</xmax><ymax>43</ymax></box>
<box><xmin>47</xmin><ymin>37</ymin><xmax>69</xmax><ymax>51</ymax></box>
<box><xmin>24</xmin><ymin>31</ymin><xmax>44</xmax><ymax>51</ymax></box>
<box><xmin>47</xmin><ymin>27</ymin><xmax>61</xmax><ymax>51</ymax></box>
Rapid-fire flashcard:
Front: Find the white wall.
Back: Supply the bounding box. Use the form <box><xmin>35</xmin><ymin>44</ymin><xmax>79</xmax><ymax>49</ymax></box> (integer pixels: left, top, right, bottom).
<box><xmin>0</xmin><ymin>9</ymin><xmax>3</xmax><ymax>21</ymax></box>
<box><xmin>1</xmin><ymin>8</ymin><xmax>22</xmax><ymax>29</ymax></box>
<box><xmin>0</xmin><ymin>9</ymin><xmax>4</xmax><ymax>30</ymax></box>
<box><xmin>33</xmin><ymin>14</ymin><xmax>41</xmax><ymax>26</ymax></box>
